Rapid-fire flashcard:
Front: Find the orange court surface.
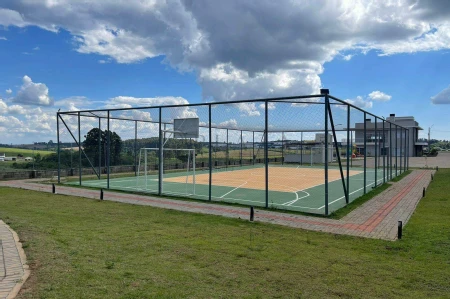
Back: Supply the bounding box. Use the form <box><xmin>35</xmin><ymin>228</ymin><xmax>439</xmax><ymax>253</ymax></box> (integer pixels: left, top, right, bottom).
<box><xmin>164</xmin><ymin>166</ymin><xmax>362</xmax><ymax>192</ymax></box>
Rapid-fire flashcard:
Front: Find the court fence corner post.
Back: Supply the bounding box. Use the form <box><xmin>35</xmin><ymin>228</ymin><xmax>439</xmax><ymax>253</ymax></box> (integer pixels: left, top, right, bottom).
<box><xmin>209</xmin><ymin>104</ymin><xmax>212</xmax><ymax>201</ymax></box>
<box><xmin>57</xmin><ymin>112</ymin><xmax>61</xmax><ymax>184</ymax></box>
<box><xmin>158</xmin><ymin>107</ymin><xmax>163</xmax><ymax>196</ymax></box>
<box><xmin>264</xmin><ymin>100</ymin><xmax>269</xmax><ymax>209</ymax></box>
<box><xmin>321</xmin><ymin>89</ymin><xmax>329</xmax><ymax>216</ymax></box>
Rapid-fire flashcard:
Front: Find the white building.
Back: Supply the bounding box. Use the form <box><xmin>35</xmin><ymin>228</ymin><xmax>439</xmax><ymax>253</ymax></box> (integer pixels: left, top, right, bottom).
<box><xmin>354</xmin><ymin>114</ymin><xmax>426</xmax><ymax>157</ymax></box>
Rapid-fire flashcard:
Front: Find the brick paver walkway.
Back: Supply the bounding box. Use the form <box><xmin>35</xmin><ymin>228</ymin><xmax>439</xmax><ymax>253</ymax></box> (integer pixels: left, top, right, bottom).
<box><xmin>0</xmin><ymin>169</ymin><xmax>435</xmax><ymax>298</ymax></box>
<box><xmin>0</xmin><ymin>220</ymin><xmax>29</xmax><ymax>299</ymax></box>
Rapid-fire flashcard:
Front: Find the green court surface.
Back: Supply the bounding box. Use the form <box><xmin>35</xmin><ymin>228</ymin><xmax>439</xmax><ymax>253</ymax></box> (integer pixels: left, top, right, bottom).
<box><xmin>68</xmin><ymin>165</ymin><xmax>402</xmax><ymax>215</ymax></box>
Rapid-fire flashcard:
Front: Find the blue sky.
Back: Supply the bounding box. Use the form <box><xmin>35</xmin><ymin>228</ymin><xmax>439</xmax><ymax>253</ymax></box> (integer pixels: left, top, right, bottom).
<box><xmin>1</xmin><ymin>1</ymin><xmax>450</xmax><ymax>144</ymax></box>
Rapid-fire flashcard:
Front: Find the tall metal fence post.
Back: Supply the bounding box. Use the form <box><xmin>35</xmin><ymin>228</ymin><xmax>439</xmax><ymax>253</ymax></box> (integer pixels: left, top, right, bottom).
<box><xmin>407</xmin><ymin>129</ymin><xmax>409</xmax><ymax>170</ymax></box>
<box><xmin>78</xmin><ymin>111</ymin><xmax>82</xmax><ymax>186</ymax></box>
<box><xmin>405</xmin><ymin>129</ymin><xmax>409</xmax><ymax>170</ymax></box>
<box><xmin>252</xmin><ymin>131</ymin><xmax>255</xmax><ymax>165</ymax></box>
<box><xmin>264</xmin><ymin>100</ymin><xmax>269</xmax><ymax>208</ymax></box>
<box><xmin>346</xmin><ymin>105</ymin><xmax>350</xmax><ymax>204</ymax></box>
<box><xmin>350</xmin><ymin>130</ymin><xmax>353</xmax><ymax>167</ymax></box>
<box><xmin>240</xmin><ymin>130</ymin><xmax>243</xmax><ymax>167</ymax></box>
<box><xmin>281</xmin><ymin>131</ymin><xmax>284</xmax><ymax>165</ymax></box>
<box><xmin>98</xmin><ymin>118</ymin><xmax>101</xmax><ymax>179</ymax></box>
<box><xmin>57</xmin><ymin>113</ymin><xmax>61</xmax><ymax>183</ymax></box>
<box><xmin>405</xmin><ymin>129</ymin><xmax>408</xmax><ymax>170</ymax></box>
<box><xmin>226</xmin><ymin>129</ymin><xmax>229</xmax><ymax>169</ymax></box>
<box><xmin>323</xmin><ymin>90</ymin><xmax>329</xmax><ymax>216</ymax></box>
<box><xmin>158</xmin><ymin>108</ymin><xmax>163</xmax><ymax>195</ymax></box>
<box><xmin>375</xmin><ymin>117</ymin><xmax>378</xmax><ymax>186</ymax></box>
<box><xmin>209</xmin><ymin>104</ymin><xmax>212</xmax><ymax>201</ymax></box>
<box><xmin>389</xmin><ymin>122</ymin><xmax>392</xmax><ymax>180</ymax></box>
<box><xmin>363</xmin><ymin>113</ymin><xmax>367</xmax><ymax>194</ymax></box>
<box><xmin>395</xmin><ymin>125</ymin><xmax>398</xmax><ymax>177</ymax></box>
<box><xmin>300</xmin><ymin>132</ymin><xmax>303</xmax><ymax>165</ymax></box>
<box><xmin>383</xmin><ymin>120</ymin><xmax>386</xmax><ymax>184</ymax></box>
<box><xmin>400</xmin><ymin>127</ymin><xmax>403</xmax><ymax>174</ymax></box>
<box><xmin>134</xmin><ymin>120</ymin><xmax>138</xmax><ymax>177</ymax></box>
<box><xmin>107</xmin><ymin>111</ymin><xmax>110</xmax><ymax>189</ymax></box>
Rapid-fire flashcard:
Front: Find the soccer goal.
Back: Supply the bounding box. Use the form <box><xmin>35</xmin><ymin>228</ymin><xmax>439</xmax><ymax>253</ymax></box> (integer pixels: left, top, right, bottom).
<box><xmin>136</xmin><ymin>148</ymin><xmax>196</xmax><ymax>195</ymax></box>
<box><xmin>284</xmin><ymin>146</ymin><xmax>337</xmax><ymax>166</ymax></box>
<box><xmin>310</xmin><ymin>146</ymin><xmax>337</xmax><ymax>165</ymax></box>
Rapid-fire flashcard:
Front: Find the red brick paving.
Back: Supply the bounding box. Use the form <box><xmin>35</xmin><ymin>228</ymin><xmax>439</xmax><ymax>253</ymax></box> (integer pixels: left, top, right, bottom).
<box><xmin>0</xmin><ymin>169</ymin><xmax>434</xmax><ymax>242</ymax></box>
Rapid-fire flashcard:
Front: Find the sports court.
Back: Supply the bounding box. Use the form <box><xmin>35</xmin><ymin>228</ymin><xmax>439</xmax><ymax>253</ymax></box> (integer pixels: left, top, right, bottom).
<box><xmin>72</xmin><ymin>164</ymin><xmax>394</xmax><ymax>214</ymax></box>
<box><xmin>58</xmin><ymin>92</ymin><xmax>409</xmax><ymax>215</ymax></box>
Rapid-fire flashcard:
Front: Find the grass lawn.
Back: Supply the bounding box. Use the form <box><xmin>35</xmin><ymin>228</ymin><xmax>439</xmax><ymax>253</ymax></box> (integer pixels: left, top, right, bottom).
<box><xmin>0</xmin><ymin>147</ymin><xmax>54</xmax><ymax>157</ymax></box>
<box><xmin>0</xmin><ymin>170</ymin><xmax>449</xmax><ymax>298</ymax></box>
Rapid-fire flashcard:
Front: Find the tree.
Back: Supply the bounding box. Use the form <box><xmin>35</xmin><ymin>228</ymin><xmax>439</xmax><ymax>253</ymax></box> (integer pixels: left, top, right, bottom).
<box><xmin>82</xmin><ymin>128</ymin><xmax>123</xmax><ymax>166</ymax></box>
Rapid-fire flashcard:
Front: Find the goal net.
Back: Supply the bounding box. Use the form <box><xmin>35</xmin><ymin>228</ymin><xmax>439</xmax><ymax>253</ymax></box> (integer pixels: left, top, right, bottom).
<box><xmin>136</xmin><ymin>148</ymin><xmax>196</xmax><ymax>195</ymax></box>
<box><xmin>284</xmin><ymin>146</ymin><xmax>337</xmax><ymax>165</ymax></box>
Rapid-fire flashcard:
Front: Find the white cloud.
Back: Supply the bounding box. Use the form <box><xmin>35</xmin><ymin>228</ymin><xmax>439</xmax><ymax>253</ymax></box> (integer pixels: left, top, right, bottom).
<box><xmin>106</xmin><ymin>96</ymin><xmax>198</xmax><ymax>119</ymax></box>
<box><xmin>2</xmin><ymin>0</ymin><xmax>449</xmax><ymax>105</ymax></box>
<box><xmin>345</xmin><ymin>96</ymin><xmax>373</xmax><ymax>109</ymax></box>
<box><xmin>12</xmin><ymin>75</ymin><xmax>53</xmax><ymax>106</ymax></box>
<box><xmin>342</xmin><ymin>54</ymin><xmax>353</xmax><ymax>61</ymax></box>
<box><xmin>368</xmin><ymin>91</ymin><xmax>392</xmax><ymax>101</ymax></box>
<box><xmin>73</xmin><ymin>26</ymin><xmax>158</xmax><ymax>64</ymax></box>
<box><xmin>55</xmin><ymin>96</ymin><xmax>92</xmax><ymax>111</ymax></box>
<box><xmin>2</xmin><ymin>1</ymin><xmax>450</xmax><ymax>142</ymax></box>
<box><xmin>33</xmin><ymin>46</ymin><xmax>40</xmax><ymax>50</ymax></box>
<box><xmin>0</xmin><ymin>115</ymin><xmax>22</xmax><ymax>130</ymax></box>
<box><xmin>6</xmin><ymin>88</ymin><xmax>12</xmax><ymax>94</ymax></box>
<box><xmin>0</xmin><ymin>8</ymin><xmax>28</xmax><ymax>27</ymax></box>
<box><xmin>234</xmin><ymin>102</ymin><xmax>260</xmax><ymax>117</ymax></box>
<box><xmin>0</xmin><ymin>91</ymin><xmax>201</xmax><ymax>143</ymax></box>
<box><xmin>0</xmin><ymin>99</ymin><xmax>7</xmax><ymax>113</ymax></box>
<box><xmin>200</xmin><ymin>64</ymin><xmax>321</xmax><ymax>102</ymax></box>
<box><xmin>7</xmin><ymin>105</ymin><xmax>26</xmax><ymax>115</ymax></box>
<box><xmin>259</xmin><ymin>102</ymin><xmax>276</xmax><ymax>110</ymax></box>
<box><xmin>344</xmin><ymin>90</ymin><xmax>392</xmax><ymax>109</ymax></box>
<box><xmin>0</xmin><ymin>37</ymin><xmax>7</xmax><ymax>41</ymax></box>
<box><xmin>431</xmin><ymin>85</ymin><xmax>450</xmax><ymax>104</ymax></box>
<box><xmin>218</xmin><ymin>119</ymin><xmax>238</xmax><ymax>129</ymax></box>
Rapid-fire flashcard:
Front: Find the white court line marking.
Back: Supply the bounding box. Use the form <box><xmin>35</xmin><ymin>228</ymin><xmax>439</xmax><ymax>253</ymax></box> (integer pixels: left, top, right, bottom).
<box><xmin>219</xmin><ymin>182</ymin><xmax>248</xmax><ymax>198</ymax></box>
<box><xmin>81</xmin><ymin>168</ymin><xmax>396</xmax><ymax>211</ymax></box>
<box><xmin>281</xmin><ymin>190</ymin><xmax>310</xmax><ymax>206</ymax></box>
<box><xmin>315</xmin><ymin>175</ymin><xmax>388</xmax><ymax>209</ymax></box>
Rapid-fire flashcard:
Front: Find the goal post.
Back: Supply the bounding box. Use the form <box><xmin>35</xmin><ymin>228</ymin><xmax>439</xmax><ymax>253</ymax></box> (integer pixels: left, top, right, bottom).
<box><xmin>137</xmin><ymin>148</ymin><xmax>196</xmax><ymax>195</ymax></box>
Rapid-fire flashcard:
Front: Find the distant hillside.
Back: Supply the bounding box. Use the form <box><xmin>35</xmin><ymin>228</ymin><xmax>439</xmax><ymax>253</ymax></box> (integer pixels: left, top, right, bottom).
<box><xmin>0</xmin><ymin>147</ymin><xmax>54</xmax><ymax>157</ymax></box>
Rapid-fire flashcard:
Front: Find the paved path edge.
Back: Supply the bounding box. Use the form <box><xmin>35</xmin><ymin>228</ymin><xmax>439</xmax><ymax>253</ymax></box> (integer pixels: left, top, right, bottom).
<box><xmin>1</xmin><ymin>220</ymin><xmax>30</xmax><ymax>299</ymax></box>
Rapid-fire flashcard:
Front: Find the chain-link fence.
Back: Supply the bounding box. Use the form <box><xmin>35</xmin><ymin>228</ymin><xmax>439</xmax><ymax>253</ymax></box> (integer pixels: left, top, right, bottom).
<box><xmin>57</xmin><ymin>91</ymin><xmax>409</xmax><ymax>215</ymax></box>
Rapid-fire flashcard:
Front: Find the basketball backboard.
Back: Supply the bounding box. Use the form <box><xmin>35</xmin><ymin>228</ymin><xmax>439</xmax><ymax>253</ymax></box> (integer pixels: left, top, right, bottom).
<box><xmin>173</xmin><ymin>118</ymin><xmax>199</xmax><ymax>138</ymax></box>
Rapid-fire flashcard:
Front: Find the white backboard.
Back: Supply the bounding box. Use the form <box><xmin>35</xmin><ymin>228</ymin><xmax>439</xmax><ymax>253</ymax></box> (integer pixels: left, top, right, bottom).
<box><xmin>173</xmin><ymin>118</ymin><xmax>199</xmax><ymax>138</ymax></box>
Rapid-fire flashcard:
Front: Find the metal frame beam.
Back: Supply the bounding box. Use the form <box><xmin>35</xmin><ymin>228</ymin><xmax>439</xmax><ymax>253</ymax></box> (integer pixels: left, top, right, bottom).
<box><xmin>327</xmin><ymin>100</ymin><xmax>348</xmax><ymax>204</ymax></box>
<box><xmin>58</xmin><ymin>114</ymin><xmax>100</xmax><ymax>180</ymax></box>
<box><xmin>324</xmin><ymin>93</ymin><xmax>329</xmax><ymax>215</ymax></box>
